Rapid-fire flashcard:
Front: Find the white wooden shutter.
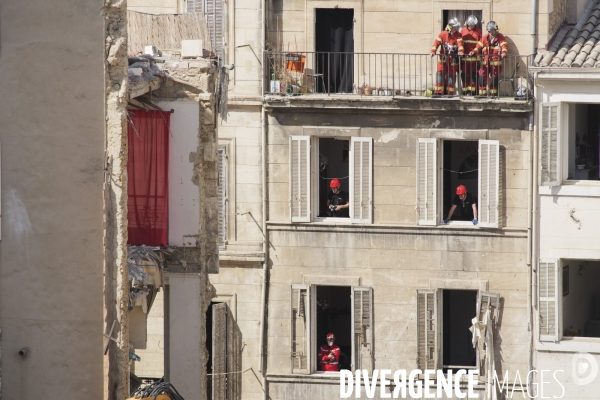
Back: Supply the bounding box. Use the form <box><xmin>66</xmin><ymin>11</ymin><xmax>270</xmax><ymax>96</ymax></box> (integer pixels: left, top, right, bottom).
<box><xmin>351</xmin><ymin>287</ymin><xmax>374</xmax><ymax>372</ymax></box>
<box><xmin>417</xmin><ymin>138</ymin><xmax>438</xmax><ymax>225</ymax></box>
<box><xmin>291</xmin><ymin>284</ymin><xmax>311</xmax><ymax>374</ymax></box>
<box><xmin>350</xmin><ymin>137</ymin><xmax>373</xmax><ymax>224</ymax></box>
<box><xmin>538</xmin><ymin>259</ymin><xmax>560</xmax><ymax>342</ymax></box>
<box><xmin>289</xmin><ymin>136</ymin><xmax>311</xmax><ymax>222</ymax></box>
<box><xmin>212</xmin><ymin>302</ymin><xmax>228</xmax><ymax>400</ymax></box>
<box><xmin>217</xmin><ymin>146</ymin><xmax>227</xmax><ymax>250</ymax></box>
<box><xmin>478</xmin><ymin>140</ymin><xmax>500</xmax><ymax>228</ymax></box>
<box><xmin>475</xmin><ymin>291</ymin><xmax>500</xmax><ymax>378</ymax></box>
<box><xmin>540</xmin><ymin>103</ymin><xmax>561</xmax><ymax>186</ymax></box>
<box><xmin>417</xmin><ymin>290</ymin><xmax>437</xmax><ymax>370</ymax></box>
<box><xmin>206</xmin><ymin>0</ymin><xmax>224</xmax><ymax>58</ymax></box>
<box><xmin>186</xmin><ymin>0</ymin><xmax>203</xmax><ymax>12</ymax></box>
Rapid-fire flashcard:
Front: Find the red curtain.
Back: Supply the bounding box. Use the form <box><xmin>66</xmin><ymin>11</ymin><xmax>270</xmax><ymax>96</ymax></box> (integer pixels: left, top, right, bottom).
<box><xmin>127</xmin><ymin>110</ymin><xmax>170</xmax><ymax>246</ymax></box>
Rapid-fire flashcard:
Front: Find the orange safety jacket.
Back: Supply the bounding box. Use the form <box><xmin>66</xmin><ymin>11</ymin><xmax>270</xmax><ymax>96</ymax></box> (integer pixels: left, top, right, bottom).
<box><xmin>431</xmin><ymin>30</ymin><xmax>464</xmax><ymax>66</ymax></box>
<box><xmin>473</xmin><ymin>32</ymin><xmax>508</xmax><ymax>66</ymax></box>
<box><xmin>459</xmin><ymin>26</ymin><xmax>482</xmax><ymax>62</ymax></box>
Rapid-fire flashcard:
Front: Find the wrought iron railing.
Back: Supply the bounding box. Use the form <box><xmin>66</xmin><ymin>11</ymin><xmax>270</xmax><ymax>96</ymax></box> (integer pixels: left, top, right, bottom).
<box><xmin>265</xmin><ymin>51</ymin><xmax>531</xmax><ymax>100</ymax></box>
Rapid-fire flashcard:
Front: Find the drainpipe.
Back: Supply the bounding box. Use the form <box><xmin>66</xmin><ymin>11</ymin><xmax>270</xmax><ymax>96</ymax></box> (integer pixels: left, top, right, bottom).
<box><xmin>259</xmin><ymin>1</ymin><xmax>269</xmax><ymax>400</ymax></box>
<box><xmin>531</xmin><ymin>0</ymin><xmax>538</xmax><ymax>55</ymax></box>
<box><xmin>527</xmin><ymin>110</ymin><xmax>536</xmax><ymax>391</ymax></box>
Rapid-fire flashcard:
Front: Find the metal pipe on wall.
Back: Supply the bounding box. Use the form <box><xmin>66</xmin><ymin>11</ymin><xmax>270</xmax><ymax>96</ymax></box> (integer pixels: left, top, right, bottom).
<box><xmin>531</xmin><ymin>0</ymin><xmax>538</xmax><ymax>55</ymax></box>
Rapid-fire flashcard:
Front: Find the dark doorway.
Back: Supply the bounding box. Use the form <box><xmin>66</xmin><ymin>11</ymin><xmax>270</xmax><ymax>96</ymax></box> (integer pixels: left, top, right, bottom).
<box><xmin>442</xmin><ymin>140</ymin><xmax>479</xmax><ymax>220</ymax></box>
<box><xmin>441</xmin><ymin>10</ymin><xmax>483</xmax><ymax>31</ymax></box>
<box><xmin>315</xmin><ymin>8</ymin><xmax>354</xmax><ymax>93</ymax></box>
<box><xmin>316</xmin><ymin>286</ymin><xmax>352</xmax><ymax>370</ymax></box>
<box><xmin>318</xmin><ymin>138</ymin><xmax>350</xmax><ymax>217</ymax></box>
<box><xmin>442</xmin><ymin>290</ymin><xmax>477</xmax><ymax>370</ymax></box>
<box><xmin>205</xmin><ymin>302</ymin><xmax>215</xmax><ymax>399</ymax></box>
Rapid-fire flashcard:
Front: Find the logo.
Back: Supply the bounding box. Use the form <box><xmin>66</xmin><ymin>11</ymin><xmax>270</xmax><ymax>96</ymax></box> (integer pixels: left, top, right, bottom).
<box><xmin>572</xmin><ymin>352</ymin><xmax>598</xmax><ymax>386</ymax></box>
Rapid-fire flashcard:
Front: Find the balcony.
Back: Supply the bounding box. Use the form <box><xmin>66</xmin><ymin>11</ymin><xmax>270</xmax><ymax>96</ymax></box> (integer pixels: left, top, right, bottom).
<box><xmin>264</xmin><ymin>52</ymin><xmax>531</xmax><ymax>101</ymax></box>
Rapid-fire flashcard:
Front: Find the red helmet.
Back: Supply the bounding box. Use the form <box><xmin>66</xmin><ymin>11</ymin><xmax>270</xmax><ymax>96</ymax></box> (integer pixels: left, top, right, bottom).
<box><xmin>456</xmin><ymin>185</ymin><xmax>467</xmax><ymax>195</ymax></box>
<box><xmin>330</xmin><ymin>178</ymin><xmax>341</xmax><ymax>188</ymax></box>
<box><xmin>326</xmin><ymin>333</ymin><xmax>335</xmax><ymax>341</ymax></box>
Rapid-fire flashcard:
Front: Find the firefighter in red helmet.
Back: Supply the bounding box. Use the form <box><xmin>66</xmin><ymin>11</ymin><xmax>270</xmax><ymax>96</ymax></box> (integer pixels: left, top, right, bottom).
<box><xmin>469</xmin><ymin>21</ymin><xmax>508</xmax><ymax>96</ymax></box>
<box><xmin>459</xmin><ymin>15</ymin><xmax>482</xmax><ymax>95</ymax></box>
<box><xmin>318</xmin><ymin>333</ymin><xmax>341</xmax><ymax>371</ymax></box>
<box><xmin>327</xmin><ymin>178</ymin><xmax>349</xmax><ymax>218</ymax></box>
<box><xmin>444</xmin><ymin>185</ymin><xmax>478</xmax><ymax>225</ymax></box>
<box><xmin>430</xmin><ymin>17</ymin><xmax>464</xmax><ymax>96</ymax></box>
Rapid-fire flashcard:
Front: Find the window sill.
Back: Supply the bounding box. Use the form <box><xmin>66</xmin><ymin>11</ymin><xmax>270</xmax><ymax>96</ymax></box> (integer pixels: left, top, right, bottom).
<box><xmin>266</xmin><ymin>372</ymin><xmax>342</xmax><ymax>384</ymax></box>
<box><xmin>536</xmin><ymin>337</ymin><xmax>600</xmax><ymax>353</ymax></box>
<box><xmin>311</xmin><ymin>217</ymin><xmax>352</xmax><ymax>224</ymax></box>
<box><xmin>539</xmin><ymin>183</ymin><xmax>600</xmax><ymax>197</ymax></box>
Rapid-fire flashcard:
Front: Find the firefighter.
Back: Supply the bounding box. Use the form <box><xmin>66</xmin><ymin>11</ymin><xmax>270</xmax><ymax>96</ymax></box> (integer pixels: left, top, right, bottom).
<box><xmin>459</xmin><ymin>15</ymin><xmax>482</xmax><ymax>95</ymax></box>
<box><xmin>444</xmin><ymin>185</ymin><xmax>478</xmax><ymax>225</ymax></box>
<box><xmin>327</xmin><ymin>178</ymin><xmax>349</xmax><ymax>218</ymax></box>
<box><xmin>469</xmin><ymin>21</ymin><xmax>508</xmax><ymax>96</ymax></box>
<box><xmin>318</xmin><ymin>333</ymin><xmax>341</xmax><ymax>371</ymax></box>
<box><xmin>430</xmin><ymin>18</ymin><xmax>464</xmax><ymax>96</ymax></box>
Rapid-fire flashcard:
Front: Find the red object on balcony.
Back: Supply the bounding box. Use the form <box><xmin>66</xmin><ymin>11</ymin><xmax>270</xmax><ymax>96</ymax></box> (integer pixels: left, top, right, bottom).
<box><xmin>127</xmin><ymin>109</ymin><xmax>170</xmax><ymax>247</ymax></box>
<box><xmin>285</xmin><ymin>53</ymin><xmax>305</xmax><ymax>73</ymax></box>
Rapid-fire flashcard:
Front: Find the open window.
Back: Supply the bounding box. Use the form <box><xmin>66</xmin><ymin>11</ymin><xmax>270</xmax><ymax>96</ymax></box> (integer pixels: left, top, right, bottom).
<box><xmin>417</xmin><ymin>138</ymin><xmax>500</xmax><ymax>227</ymax></box>
<box><xmin>441</xmin><ymin>10</ymin><xmax>483</xmax><ymax>31</ymax></box>
<box><xmin>289</xmin><ymin>136</ymin><xmax>373</xmax><ymax>224</ymax></box>
<box><xmin>566</xmin><ymin>104</ymin><xmax>600</xmax><ymax>181</ymax></box>
<box><xmin>539</xmin><ymin>259</ymin><xmax>600</xmax><ymax>342</ymax></box>
<box><xmin>290</xmin><ymin>285</ymin><xmax>373</xmax><ymax>374</ymax></box>
<box><xmin>417</xmin><ymin>288</ymin><xmax>500</xmax><ymax>371</ymax></box>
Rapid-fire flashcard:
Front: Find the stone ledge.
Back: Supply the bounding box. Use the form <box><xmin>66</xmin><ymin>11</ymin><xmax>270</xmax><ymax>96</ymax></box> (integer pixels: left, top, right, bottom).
<box><xmin>266</xmin><ymin>221</ymin><xmax>528</xmax><ymax>238</ymax></box>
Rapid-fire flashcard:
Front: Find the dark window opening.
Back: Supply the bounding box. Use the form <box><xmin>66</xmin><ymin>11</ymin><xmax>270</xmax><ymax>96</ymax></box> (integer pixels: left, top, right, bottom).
<box><xmin>205</xmin><ymin>301</ymin><xmax>216</xmax><ymax>399</ymax></box>
<box><xmin>316</xmin><ymin>285</ymin><xmax>352</xmax><ymax>371</ymax></box>
<box><xmin>318</xmin><ymin>138</ymin><xmax>350</xmax><ymax>218</ymax></box>
<box><xmin>315</xmin><ymin>8</ymin><xmax>354</xmax><ymax>93</ymax></box>
<box><xmin>441</xmin><ymin>10</ymin><xmax>483</xmax><ymax>31</ymax></box>
<box><xmin>443</xmin><ymin>140</ymin><xmax>479</xmax><ymax>220</ymax></box>
<box><xmin>442</xmin><ymin>290</ymin><xmax>477</xmax><ymax>370</ymax></box>
<box><xmin>563</xmin><ymin>260</ymin><xmax>600</xmax><ymax>338</ymax></box>
<box><xmin>568</xmin><ymin>104</ymin><xmax>600</xmax><ymax>180</ymax></box>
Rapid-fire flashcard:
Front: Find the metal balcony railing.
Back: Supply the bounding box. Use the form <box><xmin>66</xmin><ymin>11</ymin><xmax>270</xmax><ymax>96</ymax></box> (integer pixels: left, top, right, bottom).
<box><xmin>265</xmin><ymin>51</ymin><xmax>531</xmax><ymax>100</ymax></box>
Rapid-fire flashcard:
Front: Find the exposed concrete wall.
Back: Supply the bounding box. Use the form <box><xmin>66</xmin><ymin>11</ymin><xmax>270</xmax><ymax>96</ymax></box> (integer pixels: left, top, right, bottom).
<box><xmin>104</xmin><ymin>0</ymin><xmax>131</xmax><ymax>398</ymax></box>
<box><xmin>0</xmin><ymin>0</ymin><xmax>106</xmax><ymax>398</ymax></box>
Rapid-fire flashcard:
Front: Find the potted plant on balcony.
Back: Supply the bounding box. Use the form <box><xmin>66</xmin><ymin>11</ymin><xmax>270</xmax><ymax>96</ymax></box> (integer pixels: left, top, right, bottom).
<box><xmin>383</xmin><ymin>87</ymin><xmax>393</xmax><ymax>96</ymax></box>
<box><xmin>361</xmin><ymin>83</ymin><xmax>372</xmax><ymax>96</ymax></box>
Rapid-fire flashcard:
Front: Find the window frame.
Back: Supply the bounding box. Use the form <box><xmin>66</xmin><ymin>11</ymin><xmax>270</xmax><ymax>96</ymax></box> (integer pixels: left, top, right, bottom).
<box><xmin>289</xmin><ymin>284</ymin><xmax>374</xmax><ymax>375</ymax></box>
<box><xmin>417</xmin><ymin>288</ymin><xmax>499</xmax><ymax>371</ymax></box>
<box><xmin>416</xmin><ymin>137</ymin><xmax>500</xmax><ymax>227</ymax></box>
<box><xmin>218</xmin><ymin>138</ymin><xmax>236</xmax><ymax>248</ymax></box>
<box><xmin>289</xmin><ymin>135</ymin><xmax>373</xmax><ymax>224</ymax></box>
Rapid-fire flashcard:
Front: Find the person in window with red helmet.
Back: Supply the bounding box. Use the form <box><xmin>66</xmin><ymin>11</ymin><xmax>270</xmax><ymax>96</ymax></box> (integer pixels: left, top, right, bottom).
<box><xmin>444</xmin><ymin>185</ymin><xmax>478</xmax><ymax>225</ymax></box>
<box><xmin>318</xmin><ymin>333</ymin><xmax>341</xmax><ymax>371</ymax></box>
<box><xmin>327</xmin><ymin>178</ymin><xmax>349</xmax><ymax>218</ymax></box>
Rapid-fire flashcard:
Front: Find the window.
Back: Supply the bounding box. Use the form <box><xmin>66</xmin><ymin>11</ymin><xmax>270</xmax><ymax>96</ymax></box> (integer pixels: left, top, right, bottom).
<box><xmin>217</xmin><ymin>145</ymin><xmax>227</xmax><ymax>250</ymax></box>
<box><xmin>417</xmin><ymin>138</ymin><xmax>500</xmax><ymax>227</ymax></box>
<box><xmin>441</xmin><ymin>10</ymin><xmax>483</xmax><ymax>31</ymax></box>
<box><xmin>539</xmin><ymin>259</ymin><xmax>600</xmax><ymax>342</ymax></box>
<box><xmin>187</xmin><ymin>0</ymin><xmax>225</xmax><ymax>59</ymax></box>
<box><xmin>417</xmin><ymin>289</ymin><xmax>499</xmax><ymax>372</ymax></box>
<box><xmin>289</xmin><ymin>136</ymin><xmax>373</xmax><ymax>224</ymax></box>
<box><xmin>207</xmin><ymin>301</ymin><xmax>242</xmax><ymax>400</ymax></box>
<box><xmin>541</xmin><ymin>103</ymin><xmax>600</xmax><ymax>185</ymax></box>
<box><xmin>290</xmin><ymin>285</ymin><xmax>373</xmax><ymax>374</ymax></box>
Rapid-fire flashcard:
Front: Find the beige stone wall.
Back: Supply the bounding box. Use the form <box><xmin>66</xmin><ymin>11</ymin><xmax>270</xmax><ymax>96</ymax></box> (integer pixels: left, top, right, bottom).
<box><xmin>267</xmin><ymin>110</ymin><xmax>530</xmax><ymax>227</ymax></box>
<box><xmin>265</xmin><ymin>227</ymin><xmax>529</xmax><ymax>382</ymax></box>
<box><xmin>548</xmin><ymin>0</ymin><xmax>568</xmax><ymax>39</ymax></box>
<box><xmin>268</xmin><ymin>0</ymin><xmax>538</xmax><ymax>56</ymax></box>
<box><xmin>0</xmin><ymin>0</ymin><xmax>106</xmax><ymax>397</ymax></box>
<box><xmin>218</xmin><ymin>106</ymin><xmax>264</xmax><ymax>253</ymax></box>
